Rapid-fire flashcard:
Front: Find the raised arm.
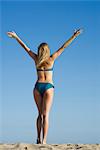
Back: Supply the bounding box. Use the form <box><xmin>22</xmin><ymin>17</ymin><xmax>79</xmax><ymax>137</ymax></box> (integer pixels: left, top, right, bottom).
<box><xmin>51</xmin><ymin>29</ymin><xmax>83</xmax><ymax>61</ymax></box>
<box><xmin>7</xmin><ymin>31</ymin><xmax>37</xmax><ymax>61</ymax></box>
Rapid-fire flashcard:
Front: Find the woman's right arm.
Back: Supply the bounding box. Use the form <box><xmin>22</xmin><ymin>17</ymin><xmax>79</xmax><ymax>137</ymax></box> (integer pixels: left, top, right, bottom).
<box><xmin>7</xmin><ymin>31</ymin><xmax>37</xmax><ymax>61</ymax></box>
<box><xmin>51</xmin><ymin>29</ymin><xmax>83</xmax><ymax>61</ymax></box>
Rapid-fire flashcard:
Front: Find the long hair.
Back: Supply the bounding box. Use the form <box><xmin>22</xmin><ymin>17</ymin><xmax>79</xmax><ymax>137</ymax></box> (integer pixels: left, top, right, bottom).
<box><xmin>36</xmin><ymin>43</ymin><xmax>50</xmax><ymax>68</ymax></box>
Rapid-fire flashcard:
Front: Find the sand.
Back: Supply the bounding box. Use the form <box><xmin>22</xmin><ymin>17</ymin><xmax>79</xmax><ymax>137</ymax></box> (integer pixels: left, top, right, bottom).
<box><xmin>0</xmin><ymin>143</ymin><xmax>100</xmax><ymax>150</ymax></box>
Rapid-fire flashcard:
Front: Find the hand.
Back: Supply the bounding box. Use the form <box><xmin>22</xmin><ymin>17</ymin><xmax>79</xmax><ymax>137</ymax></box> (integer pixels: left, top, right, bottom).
<box><xmin>7</xmin><ymin>31</ymin><xmax>17</xmax><ymax>38</ymax></box>
<box><xmin>74</xmin><ymin>28</ymin><xmax>83</xmax><ymax>37</ymax></box>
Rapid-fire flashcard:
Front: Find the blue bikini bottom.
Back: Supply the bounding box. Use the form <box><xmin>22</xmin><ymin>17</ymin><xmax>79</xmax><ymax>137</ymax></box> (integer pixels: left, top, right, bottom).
<box><xmin>35</xmin><ymin>82</ymin><xmax>54</xmax><ymax>97</ymax></box>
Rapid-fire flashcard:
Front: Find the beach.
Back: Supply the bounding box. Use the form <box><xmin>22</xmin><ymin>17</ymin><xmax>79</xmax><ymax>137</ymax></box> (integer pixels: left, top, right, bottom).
<box><xmin>0</xmin><ymin>143</ymin><xmax>100</xmax><ymax>150</ymax></box>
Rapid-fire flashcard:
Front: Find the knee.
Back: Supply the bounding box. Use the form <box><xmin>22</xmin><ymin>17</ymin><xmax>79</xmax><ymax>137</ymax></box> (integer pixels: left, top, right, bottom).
<box><xmin>38</xmin><ymin>113</ymin><xmax>43</xmax><ymax>120</ymax></box>
<box><xmin>43</xmin><ymin>113</ymin><xmax>49</xmax><ymax>121</ymax></box>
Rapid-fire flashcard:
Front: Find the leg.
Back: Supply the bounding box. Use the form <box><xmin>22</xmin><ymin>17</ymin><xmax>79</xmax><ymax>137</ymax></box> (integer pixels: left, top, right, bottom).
<box><xmin>42</xmin><ymin>88</ymin><xmax>54</xmax><ymax>144</ymax></box>
<box><xmin>33</xmin><ymin>88</ymin><xmax>43</xmax><ymax>144</ymax></box>
<box><xmin>36</xmin><ymin>114</ymin><xmax>43</xmax><ymax>144</ymax></box>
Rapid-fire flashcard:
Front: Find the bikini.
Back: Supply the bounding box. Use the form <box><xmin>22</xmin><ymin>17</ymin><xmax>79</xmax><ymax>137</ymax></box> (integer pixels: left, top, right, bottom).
<box><xmin>35</xmin><ymin>67</ymin><xmax>54</xmax><ymax>97</ymax></box>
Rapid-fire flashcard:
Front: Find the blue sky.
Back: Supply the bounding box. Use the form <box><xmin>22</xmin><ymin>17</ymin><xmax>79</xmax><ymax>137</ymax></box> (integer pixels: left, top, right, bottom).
<box><xmin>0</xmin><ymin>0</ymin><xmax>100</xmax><ymax>144</ymax></box>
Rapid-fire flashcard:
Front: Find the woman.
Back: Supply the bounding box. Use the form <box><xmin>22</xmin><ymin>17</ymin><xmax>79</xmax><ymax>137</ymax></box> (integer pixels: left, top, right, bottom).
<box><xmin>7</xmin><ymin>29</ymin><xmax>82</xmax><ymax>144</ymax></box>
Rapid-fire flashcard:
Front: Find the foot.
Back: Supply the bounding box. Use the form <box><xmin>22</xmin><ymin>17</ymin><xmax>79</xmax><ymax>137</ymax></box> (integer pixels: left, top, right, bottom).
<box><xmin>36</xmin><ymin>138</ymin><xmax>41</xmax><ymax>144</ymax></box>
<box><xmin>42</xmin><ymin>139</ymin><xmax>47</xmax><ymax>144</ymax></box>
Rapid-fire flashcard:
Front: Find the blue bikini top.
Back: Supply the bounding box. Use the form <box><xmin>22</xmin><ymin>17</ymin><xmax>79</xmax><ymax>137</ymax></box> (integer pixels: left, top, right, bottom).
<box><xmin>37</xmin><ymin>67</ymin><xmax>53</xmax><ymax>71</ymax></box>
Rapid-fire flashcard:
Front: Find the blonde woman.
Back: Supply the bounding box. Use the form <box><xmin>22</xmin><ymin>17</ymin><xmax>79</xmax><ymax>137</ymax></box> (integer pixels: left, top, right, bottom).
<box><xmin>7</xmin><ymin>29</ymin><xmax>82</xmax><ymax>144</ymax></box>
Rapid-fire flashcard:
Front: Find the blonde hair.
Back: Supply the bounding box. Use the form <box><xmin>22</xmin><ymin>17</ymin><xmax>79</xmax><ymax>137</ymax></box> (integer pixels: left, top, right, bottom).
<box><xmin>36</xmin><ymin>43</ymin><xmax>50</xmax><ymax>68</ymax></box>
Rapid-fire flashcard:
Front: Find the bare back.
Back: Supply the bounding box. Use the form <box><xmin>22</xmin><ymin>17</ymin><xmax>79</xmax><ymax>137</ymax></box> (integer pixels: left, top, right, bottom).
<box><xmin>35</xmin><ymin>57</ymin><xmax>54</xmax><ymax>84</ymax></box>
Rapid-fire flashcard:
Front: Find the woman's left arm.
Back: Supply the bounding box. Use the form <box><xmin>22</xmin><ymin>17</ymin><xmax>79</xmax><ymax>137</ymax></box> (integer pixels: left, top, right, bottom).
<box><xmin>7</xmin><ymin>31</ymin><xmax>37</xmax><ymax>61</ymax></box>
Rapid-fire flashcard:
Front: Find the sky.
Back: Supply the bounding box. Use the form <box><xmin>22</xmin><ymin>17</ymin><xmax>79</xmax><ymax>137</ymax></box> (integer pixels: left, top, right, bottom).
<box><xmin>0</xmin><ymin>0</ymin><xmax>100</xmax><ymax>144</ymax></box>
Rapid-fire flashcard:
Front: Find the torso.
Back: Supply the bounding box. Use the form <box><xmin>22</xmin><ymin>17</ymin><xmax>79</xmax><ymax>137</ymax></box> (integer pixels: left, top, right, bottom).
<box><xmin>35</xmin><ymin>57</ymin><xmax>54</xmax><ymax>85</ymax></box>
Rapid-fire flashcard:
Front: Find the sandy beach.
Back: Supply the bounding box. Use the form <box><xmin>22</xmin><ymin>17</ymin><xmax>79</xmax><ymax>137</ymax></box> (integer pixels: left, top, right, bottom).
<box><xmin>0</xmin><ymin>143</ymin><xmax>100</xmax><ymax>150</ymax></box>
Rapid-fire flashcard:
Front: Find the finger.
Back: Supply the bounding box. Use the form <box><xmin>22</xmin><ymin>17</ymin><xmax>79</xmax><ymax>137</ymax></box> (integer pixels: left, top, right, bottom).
<box><xmin>7</xmin><ymin>34</ymin><xmax>12</xmax><ymax>36</ymax></box>
<box><xmin>7</xmin><ymin>33</ymin><xmax>11</xmax><ymax>36</ymax></box>
<box><xmin>78</xmin><ymin>28</ymin><xmax>83</xmax><ymax>33</ymax></box>
<box><xmin>7</xmin><ymin>33</ymin><xmax>13</xmax><ymax>37</ymax></box>
<box><xmin>7</xmin><ymin>32</ymin><xmax>12</xmax><ymax>35</ymax></box>
<box><xmin>80</xmin><ymin>28</ymin><xmax>83</xmax><ymax>33</ymax></box>
<box><xmin>7</xmin><ymin>32</ymin><xmax>11</xmax><ymax>34</ymax></box>
<box><xmin>74</xmin><ymin>29</ymin><xmax>77</xmax><ymax>33</ymax></box>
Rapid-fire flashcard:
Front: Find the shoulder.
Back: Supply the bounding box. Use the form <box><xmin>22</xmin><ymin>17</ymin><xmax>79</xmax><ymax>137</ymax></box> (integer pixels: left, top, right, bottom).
<box><xmin>28</xmin><ymin>50</ymin><xmax>38</xmax><ymax>62</ymax></box>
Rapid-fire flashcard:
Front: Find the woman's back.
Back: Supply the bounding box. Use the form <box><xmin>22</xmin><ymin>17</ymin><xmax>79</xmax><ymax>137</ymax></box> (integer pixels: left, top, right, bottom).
<box><xmin>35</xmin><ymin>56</ymin><xmax>54</xmax><ymax>84</ymax></box>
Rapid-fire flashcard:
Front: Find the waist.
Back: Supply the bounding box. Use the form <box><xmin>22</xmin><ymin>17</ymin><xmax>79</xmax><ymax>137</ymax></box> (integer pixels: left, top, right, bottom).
<box><xmin>36</xmin><ymin>80</ymin><xmax>54</xmax><ymax>86</ymax></box>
